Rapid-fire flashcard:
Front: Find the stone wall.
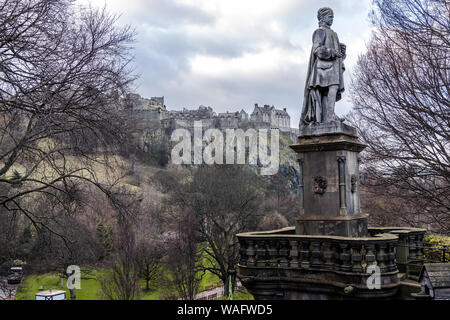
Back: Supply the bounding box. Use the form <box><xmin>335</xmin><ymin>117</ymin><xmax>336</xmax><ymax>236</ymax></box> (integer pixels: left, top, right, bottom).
<box><xmin>125</xmin><ymin>96</ymin><xmax>296</xmax><ymax>134</ymax></box>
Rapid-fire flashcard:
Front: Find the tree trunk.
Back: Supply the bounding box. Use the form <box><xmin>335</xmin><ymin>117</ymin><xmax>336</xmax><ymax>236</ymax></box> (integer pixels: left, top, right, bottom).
<box><xmin>69</xmin><ymin>288</ymin><xmax>76</xmax><ymax>300</ymax></box>
<box><xmin>223</xmin><ymin>276</ymin><xmax>229</xmax><ymax>297</ymax></box>
<box><xmin>223</xmin><ymin>273</ymin><xmax>236</xmax><ymax>298</ymax></box>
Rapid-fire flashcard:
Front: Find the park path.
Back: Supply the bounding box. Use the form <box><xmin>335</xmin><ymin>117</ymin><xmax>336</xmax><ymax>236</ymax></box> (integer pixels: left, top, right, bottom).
<box><xmin>194</xmin><ymin>281</ymin><xmax>242</xmax><ymax>300</ymax></box>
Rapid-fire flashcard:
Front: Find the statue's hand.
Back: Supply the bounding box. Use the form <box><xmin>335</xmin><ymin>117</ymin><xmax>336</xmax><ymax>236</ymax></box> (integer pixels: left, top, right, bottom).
<box><xmin>332</xmin><ymin>49</ymin><xmax>342</xmax><ymax>59</ymax></box>
<box><xmin>340</xmin><ymin>43</ymin><xmax>346</xmax><ymax>57</ymax></box>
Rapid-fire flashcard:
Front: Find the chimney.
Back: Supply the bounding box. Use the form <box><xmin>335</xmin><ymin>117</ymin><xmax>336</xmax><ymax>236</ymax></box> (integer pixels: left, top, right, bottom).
<box><xmin>283</xmin><ymin>108</ymin><xmax>286</xmax><ymax>112</ymax></box>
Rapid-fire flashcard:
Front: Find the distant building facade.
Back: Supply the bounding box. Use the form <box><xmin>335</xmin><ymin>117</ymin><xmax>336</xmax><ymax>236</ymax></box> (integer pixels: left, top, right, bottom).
<box><xmin>250</xmin><ymin>104</ymin><xmax>290</xmax><ymax>130</ymax></box>
<box><xmin>125</xmin><ymin>93</ymin><xmax>166</xmax><ymax>112</ymax></box>
<box><xmin>217</xmin><ymin>110</ymin><xmax>249</xmax><ymax>121</ymax></box>
<box><xmin>124</xmin><ymin>94</ymin><xmax>299</xmax><ymax>145</ymax></box>
<box><xmin>161</xmin><ymin>103</ymin><xmax>291</xmax><ymax>131</ymax></box>
<box><xmin>149</xmin><ymin>96</ymin><xmax>164</xmax><ymax>108</ymax></box>
<box><xmin>167</xmin><ymin>105</ymin><xmax>215</xmax><ymax>120</ymax></box>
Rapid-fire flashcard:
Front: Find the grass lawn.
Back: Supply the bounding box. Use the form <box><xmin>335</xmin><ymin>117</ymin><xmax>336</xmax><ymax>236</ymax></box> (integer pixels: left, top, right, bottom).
<box><xmin>16</xmin><ymin>268</ymin><xmax>254</xmax><ymax>300</ymax></box>
<box><xmin>217</xmin><ymin>289</ymin><xmax>255</xmax><ymax>300</ymax></box>
<box><xmin>15</xmin><ymin>269</ymin><xmax>104</xmax><ymax>300</ymax></box>
<box><xmin>15</xmin><ymin>244</ymin><xmax>255</xmax><ymax>300</ymax></box>
<box><xmin>14</xmin><ymin>266</ymin><xmax>245</xmax><ymax>300</ymax></box>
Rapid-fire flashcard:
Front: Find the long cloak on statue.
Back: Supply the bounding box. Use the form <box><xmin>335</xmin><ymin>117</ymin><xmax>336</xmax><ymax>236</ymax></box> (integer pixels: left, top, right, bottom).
<box><xmin>300</xmin><ymin>27</ymin><xmax>345</xmax><ymax>125</ymax></box>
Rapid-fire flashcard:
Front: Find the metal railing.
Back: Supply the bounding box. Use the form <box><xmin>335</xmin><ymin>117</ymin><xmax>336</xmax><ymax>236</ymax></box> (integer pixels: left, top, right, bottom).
<box><xmin>423</xmin><ymin>242</ymin><xmax>450</xmax><ymax>263</ymax></box>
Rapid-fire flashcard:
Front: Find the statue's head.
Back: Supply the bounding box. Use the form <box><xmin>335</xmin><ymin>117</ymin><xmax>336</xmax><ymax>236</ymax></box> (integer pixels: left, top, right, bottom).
<box><xmin>317</xmin><ymin>7</ymin><xmax>334</xmax><ymax>27</ymax></box>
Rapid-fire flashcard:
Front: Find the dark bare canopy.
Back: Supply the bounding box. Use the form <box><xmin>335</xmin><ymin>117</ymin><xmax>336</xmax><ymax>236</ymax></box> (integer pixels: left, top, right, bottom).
<box><xmin>0</xmin><ymin>0</ymin><xmax>135</xmax><ymax>233</ymax></box>
<box><xmin>154</xmin><ymin>165</ymin><xmax>262</xmax><ymax>297</ymax></box>
<box><xmin>348</xmin><ymin>0</ymin><xmax>449</xmax><ymax>232</ymax></box>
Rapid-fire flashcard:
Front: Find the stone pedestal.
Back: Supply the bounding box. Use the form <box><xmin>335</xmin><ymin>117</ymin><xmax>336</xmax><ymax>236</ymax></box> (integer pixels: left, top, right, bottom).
<box><xmin>237</xmin><ymin>122</ymin><xmax>427</xmax><ymax>300</ymax></box>
<box><xmin>290</xmin><ymin>122</ymin><xmax>368</xmax><ymax>237</ymax></box>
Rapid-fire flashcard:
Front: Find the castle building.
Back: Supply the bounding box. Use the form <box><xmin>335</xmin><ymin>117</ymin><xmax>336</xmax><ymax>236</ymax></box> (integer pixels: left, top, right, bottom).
<box><xmin>167</xmin><ymin>105</ymin><xmax>216</xmax><ymax>120</ymax></box>
<box><xmin>217</xmin><ymin>110</ymin><xmax>249</xmax><ymax>121</ymax></box>
<box><xmin>125</xmin><ymin>93</ymin><xmax>166</xmax><ymax>111</ymax></box>
<box><xmin>149</xmin><ymin>96</ymin><xmax>164</xmax><ymax>108</ymax></box>
<box><xmin>250</xmin><ymin>104</ymin><xmax>290</xmax><ymax>130</ymax></box>
<box><xmin>124</xmin><ymin>94</ymin><xmax>298</xmax><ymax>138</ymax></box>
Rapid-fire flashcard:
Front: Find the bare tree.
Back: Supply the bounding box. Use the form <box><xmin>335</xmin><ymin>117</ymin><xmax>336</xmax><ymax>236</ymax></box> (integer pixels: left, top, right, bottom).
<box><xmin>52</xmin><ymin>215</ymin><xmax>100</xmax><ymax>300</ymax></box>
<box><xmin>98</xmin><ymin>208</ymin><xmax>141</xmax><ymax>300</ymax></box>
<box><xmin>164</xmin><ymin>210</ymin><xmax>203</xmax><ymax>300</ymax></box>
<box><xmin>258</xmin><ymin>211</ymin><xmax>289</xmax><ymax>231</ymax></box>
<box><xmin>135</xmin><ymin>239</ymin><xmax>163</xmax><ymax>292</ymax></box>
<box><xmin>0</xmin><ymin>185</ymin><xmax>25</xmax><ymax>273</ymax></box>
<box><xmin>261</xmin><ymin>171</ymin><xmax>299</xmax><ymax>225</ymax></box>
<box><xmin>0</xmin><ymin>0</ymin><xmax>136</xmax><ymax>237</ymax></box>
<box><xmin>17</xmin><ymin>186</ymin><xmax>118</xmax><ymax>299</ymax></box>
<box><xmin>131</xmin><ymin>184</ymin><xmax>167</xmax><ymax>292</ymax></box>
<box><xmin>348</xmin><ymin>0</ymin><xmax>449</xmax><ymax>233</ymax></box>
<box><xmin>155</xmin><ymin>165</ymin><xmax>262</xmax><ymax>297</ymax></box>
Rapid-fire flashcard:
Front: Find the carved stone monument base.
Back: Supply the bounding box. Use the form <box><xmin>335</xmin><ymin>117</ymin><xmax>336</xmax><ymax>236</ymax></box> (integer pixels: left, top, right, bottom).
<box><xmin>236</xmin><ymin>117</ymin><xmax>428</xmax><ymax>301</ymax></box>
<box><xmin>290</xmin><ymin>122</ymin><xmax>368</xmax><ymax>237</ymax></box>
<box><xmin>296</xmin><ymin>214</ymin><xmax>368</xmax><ymax>237</ymax></box>
<box><xmin>236</xmin><ymin>6</ymin><xmax>429</xmax><ymax>299</ymax></box>
<box><xmin>291</xmin><ymin>122</ymin><xmax>366</xmax><ymax>153</ymax></box>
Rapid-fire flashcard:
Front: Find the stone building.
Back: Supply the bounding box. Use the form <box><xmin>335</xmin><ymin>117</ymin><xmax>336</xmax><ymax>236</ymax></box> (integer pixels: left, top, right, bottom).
<box><xmin>122</xmin><ymin>94</ymin><xmax>168</xmax><ymax>134</ymax></box>
<box><xmin>167</xmin><ymin>105</ymin><xmax>215</xmax><ymax>120</ymax></box>
<box><xmin>149</xmin><ymin>96</ymin><xmax>165</xmax><ymax>108</ymax></box>
<box><xmin>163</xmin><ymin>103</ymin><xmax>290</xmax><ymax>131</ymax></box>
<box><xmin>416</xmin><ymin>264</ymin><xmax>450</xmax><ymax>300</ymax></box>
<box><xmin>217</xmin><ymin>110</ymin><xmax>249</xmax><ymax>121</ymax></box>
<box><xmin>124</xmin><ymin>94</ymin><xmax>299</xmax><ymax>141</ymax></box>
<box><xmin>250</xmin><ymin>104</ymin><xmax>291</xmax><ymax>130</ymax></box>
<box><xmin>125</xmin><ymin>93</ymin><xmax>166</xmax><ymax>111</ymax></box>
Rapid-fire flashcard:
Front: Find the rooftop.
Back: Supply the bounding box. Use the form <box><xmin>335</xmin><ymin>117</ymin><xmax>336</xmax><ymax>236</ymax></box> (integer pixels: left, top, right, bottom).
<box><xmin>419</xmin><ymin>263</ymin><xmax>450</xmax><ymax>288</ymax></box>
<box><xmin>35</xmin><ymin>289</ymin><xmax>66</xmax><ymax>297</ymax></box>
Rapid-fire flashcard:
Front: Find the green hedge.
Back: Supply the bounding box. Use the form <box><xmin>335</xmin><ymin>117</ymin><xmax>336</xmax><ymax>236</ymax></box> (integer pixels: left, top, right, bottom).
<box><xmin>423</xmin><ymin>234</ymin><xmax>450</xmax><ymax>263</ymax></box>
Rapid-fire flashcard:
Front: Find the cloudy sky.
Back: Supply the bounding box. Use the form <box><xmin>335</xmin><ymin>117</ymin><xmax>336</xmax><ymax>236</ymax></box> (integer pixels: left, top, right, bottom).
<box><xmin>80</xmin><ymin>0</ymin><xmax>374</xmax><ymax>126</ymax></box>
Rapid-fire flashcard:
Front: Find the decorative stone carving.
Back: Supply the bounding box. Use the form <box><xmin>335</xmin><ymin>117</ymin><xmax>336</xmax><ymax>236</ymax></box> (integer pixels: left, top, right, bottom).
<box><xmin>311</xmin><ymin>241</ymin><xmax>322</xmax><ymax>268</ymax></box>
<box><xmin>351</xmin><ymin>174</ymin><xmax>357</xmax><ymax>193</ymax></box>
<box><xmin>337</xmin><ymin>155</ymin><xmax>347</xmax><ymax>215</ymax></box>
<box><xmin>350</xmin><ymin>243</ymin><xmax>363</xmax><ymax>273</ymax></box>
<box><xmin>313</xmin><ymin>176</ymin><xmax>327</xmax><ymax>194</ymax></box>
<box><xmin>236</xmin><ymin>227</ymin><xmax>426</xmax><ymax>299</ymax></box>
<box><xmin>339</xmin><ymin>243</ymin><xmax>352</xmax><ymax>272</ymax></box>
<box><xmin>297</xmin><ymin>154</ymin><xmax>305</xmax><ymax>214</ymax></box>
<box><xmin>289</xmin><ymin>240</ymin><xmax>300</xmax><ymax>268</ymax></box>
<box><xmin>279</xmin><ymin>240</ymin><xmax>289</xmax><ymax>268</ymax></box>
<box><xmin>300</xmin><ymin>241</ymin><xmax>311</xmax><ymax>269</ymax></box>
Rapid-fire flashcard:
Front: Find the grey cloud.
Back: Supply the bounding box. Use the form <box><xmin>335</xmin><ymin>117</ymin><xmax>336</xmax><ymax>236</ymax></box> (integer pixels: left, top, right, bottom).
<box><xmin>122</xmin><ymin>0</ymin><xmax>215</xmax><ymax>28</ymax></box>
<box><xmin>139</xmin><ymin>27</ymin><xmax>262</xmax><ymax>60</ymax></box>
<box><xmin>99</xmin><ymin>0</ymin><xmax>372</xmax><ymax>127</ymax></box>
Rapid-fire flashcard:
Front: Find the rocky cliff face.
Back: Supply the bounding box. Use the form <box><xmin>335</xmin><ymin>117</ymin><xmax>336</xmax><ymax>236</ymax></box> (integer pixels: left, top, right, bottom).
<box><xmin>134</xmin><ymin>117</ymin><xmax>301</xmax><ymax>191</ymax></box>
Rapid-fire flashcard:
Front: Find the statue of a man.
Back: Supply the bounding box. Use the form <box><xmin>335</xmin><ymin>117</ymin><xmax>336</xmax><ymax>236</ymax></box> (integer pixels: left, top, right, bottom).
<box><xmin>300</xmin><ymin>7</ymin><xmax>346</xmax><ymax>126</ymax></box>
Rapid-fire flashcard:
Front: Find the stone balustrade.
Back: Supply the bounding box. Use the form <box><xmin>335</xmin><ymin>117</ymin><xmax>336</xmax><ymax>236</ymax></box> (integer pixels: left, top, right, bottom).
<box><xmin>368</xmin><ymin>227</ymin><xmax>426</xmax><ymax>279</ymax></box>
<box><xmin>236</xmin><ymin>227</ymin><xmax>418</xmax><ymax>299</ymax></box>
<box><xmin>238</xmin><ymin>227</ymin><xmax>398</xmax><ymax>274</ymax></box>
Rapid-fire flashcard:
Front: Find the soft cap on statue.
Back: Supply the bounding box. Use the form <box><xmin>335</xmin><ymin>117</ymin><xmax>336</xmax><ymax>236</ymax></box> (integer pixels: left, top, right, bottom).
<box><xmin>317</xmin><ymin>7</ymin><xmax>333</xmax><ymax>21</ymax></box>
